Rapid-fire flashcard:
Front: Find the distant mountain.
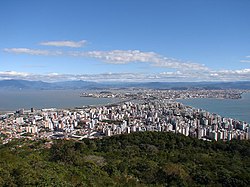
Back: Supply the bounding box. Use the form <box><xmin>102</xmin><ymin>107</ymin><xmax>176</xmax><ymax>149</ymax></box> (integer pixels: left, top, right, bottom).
<box><xmin>53</xmin><ymin>80</ymin><xmax>99</xmax><ymax>89</ymax></box>
<box><xmin>0</xmin><ymin>79</ymin><xmax>52</xmax><ymax>90</ymax></box>
<box><xmin>0</xmin><ymin>79</ymin><xmax>250</xmax><ymax>90</ymax></box>
<box><xmin>0</xmin><ymin>79</ymin><xmax>99</xmax><ymax>90</ymax></box>
<box><xmin>129</xmin><ymin>81</ymin><xmax>250</xmax><ymax>90</ymax></box>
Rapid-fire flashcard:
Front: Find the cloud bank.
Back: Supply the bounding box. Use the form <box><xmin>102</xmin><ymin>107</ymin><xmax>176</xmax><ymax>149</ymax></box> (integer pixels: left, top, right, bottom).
<box><xmin>4</xmin><ymin>48</ymin><xmax>208</xmax><ymax>71</ymax></box>
<box><xmin>72</xmin><ymin>50</ymin><xmax>208</xmax><ymax>71</ymax></box>
<box><xmin>1</xmin><ymin>69</ymin><xmax>250</xmax><ymax>82</ymax></box>
<box><xmin>3</xmin><ymin>48</ymin><xmax>62</xmax><ymax>56</ymax></box>
<box><xmin>40</xmin><ymin>40</ymin><xmax>86</xmax><ymax>48</ymax></box>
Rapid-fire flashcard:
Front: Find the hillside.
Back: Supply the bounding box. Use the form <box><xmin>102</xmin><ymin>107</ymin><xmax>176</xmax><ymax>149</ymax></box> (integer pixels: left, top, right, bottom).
<box><xmin>0</xmin><ymin>132</ymin><xmax>249</xmax><ymax>186</ymax></box>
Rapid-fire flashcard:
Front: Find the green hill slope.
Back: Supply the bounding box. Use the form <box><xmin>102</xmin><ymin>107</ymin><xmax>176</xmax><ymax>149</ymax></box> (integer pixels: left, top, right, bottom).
<box><xmin>0</xmin><ymin>132</ymin><xmax>249</xmax><ymax>186</ymax></box>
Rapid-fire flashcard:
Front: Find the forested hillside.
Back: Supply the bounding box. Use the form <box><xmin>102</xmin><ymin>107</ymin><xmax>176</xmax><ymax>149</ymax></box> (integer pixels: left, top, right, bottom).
<box><xmin>0</xmin><ymin>132</ymin><xmax>249</xmax><ymax>186</ymax></box>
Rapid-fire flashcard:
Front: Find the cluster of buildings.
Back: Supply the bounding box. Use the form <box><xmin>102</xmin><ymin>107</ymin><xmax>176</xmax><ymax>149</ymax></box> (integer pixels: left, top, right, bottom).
<box><xmin>81</xmin><ymin>89</ymin><xmax>244</xmax><ymax>100</ymax></box>
<box><xmin>0</xmin><ymin>90</ymin><xmax>249</xmax><ymax>144</ymax></box>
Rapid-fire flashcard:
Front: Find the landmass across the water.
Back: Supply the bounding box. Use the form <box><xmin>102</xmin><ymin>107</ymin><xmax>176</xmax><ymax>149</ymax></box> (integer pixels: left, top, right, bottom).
<box><xmin>1</xmin><ymin>79</ymin><xmax>250</xmax><ymax>90</ymax></box>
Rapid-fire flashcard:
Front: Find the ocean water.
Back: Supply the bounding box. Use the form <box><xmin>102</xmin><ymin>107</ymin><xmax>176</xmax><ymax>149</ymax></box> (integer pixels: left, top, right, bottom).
<box><xmin>177</xmin><ymin>92</ymin><xmax>250</xmax><ymax>123</ymax></box>
<box><xmin>0</xmin><ymin>90</ymin><xmax>118</xmax><ymax>111</ymax></box>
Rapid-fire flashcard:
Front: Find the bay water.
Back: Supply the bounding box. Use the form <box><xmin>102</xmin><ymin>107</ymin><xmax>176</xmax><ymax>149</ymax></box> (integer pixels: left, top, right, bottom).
<box><xmin>0</xmin><ymin>90</ymin><xmax>118</xmax><ymax>111</ymax></box>
<box><xmin>177</xmin><ymin>92</ymin><xmax>250</xmax><ymax>123</ymax></box>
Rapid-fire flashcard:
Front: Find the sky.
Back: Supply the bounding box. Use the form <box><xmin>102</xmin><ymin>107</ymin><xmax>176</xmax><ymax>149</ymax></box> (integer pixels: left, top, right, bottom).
<box><xmin>1</xmin><ymin>0</ymin><xmax>250</xmax><ymax>82</ymax></box>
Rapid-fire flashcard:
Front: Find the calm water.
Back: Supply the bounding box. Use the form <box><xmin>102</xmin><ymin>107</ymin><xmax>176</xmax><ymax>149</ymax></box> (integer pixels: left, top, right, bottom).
<box><xmin>1</xmin><ymin>90</ymin><xmax>250</xmax><ymax>123</ymax></box>
<box><xmin>0</xmin><ymin>90</ymin><xmax>118</xmax><ymax>111</ymax></box>
<box><xmin>178</xmin><ymin>92</ymin><xmax>250</xmax><ymax>123</ymax></box>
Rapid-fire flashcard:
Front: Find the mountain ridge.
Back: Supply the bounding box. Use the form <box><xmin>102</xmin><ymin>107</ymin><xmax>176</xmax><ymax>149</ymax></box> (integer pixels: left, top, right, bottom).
<box><xmin>0</xmin><ymin>79</ymin><xmax>250</xmax><ymax>90</ymax></box>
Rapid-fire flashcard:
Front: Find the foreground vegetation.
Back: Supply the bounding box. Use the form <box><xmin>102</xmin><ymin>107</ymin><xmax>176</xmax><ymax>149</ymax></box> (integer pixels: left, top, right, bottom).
<box><xmin>0</xmin><ymin>132</ymin><xmax>249</xmax><ymax>186</ymax></box>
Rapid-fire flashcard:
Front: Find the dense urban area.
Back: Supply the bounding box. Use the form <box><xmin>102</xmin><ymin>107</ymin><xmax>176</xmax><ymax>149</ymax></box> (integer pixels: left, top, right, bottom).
<box><xmin>1</xmin><ymin>89</ymin><xmax>249</xmax><ymax>144</ymax></box>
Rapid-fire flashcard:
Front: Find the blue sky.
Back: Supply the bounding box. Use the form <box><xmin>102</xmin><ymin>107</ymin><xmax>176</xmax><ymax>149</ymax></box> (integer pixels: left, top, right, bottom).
<box><xmin>1</xmin><ymin>0</ymin><xmax>250</xmax><ymax>82</ymax></box>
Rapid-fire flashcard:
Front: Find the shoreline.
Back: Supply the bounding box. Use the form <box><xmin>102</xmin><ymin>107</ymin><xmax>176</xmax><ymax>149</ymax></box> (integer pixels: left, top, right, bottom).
<box><xmin>177</xmin><ymin>92</ymin><xmax>250</xmax><ymax>123</ymax></box>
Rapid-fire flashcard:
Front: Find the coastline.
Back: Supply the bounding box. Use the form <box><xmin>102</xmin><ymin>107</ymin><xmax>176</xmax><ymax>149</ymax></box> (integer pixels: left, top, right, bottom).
<box><xmin>177</xmin><ymin>92</ymin><xmax>250</xmax><ymax>123</ymax></box>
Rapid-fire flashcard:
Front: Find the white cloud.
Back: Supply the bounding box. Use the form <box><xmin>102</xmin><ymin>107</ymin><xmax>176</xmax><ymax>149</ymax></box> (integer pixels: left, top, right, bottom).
<box><xmin>4</xmin><ymin>47</ymin><xmax>208</xmax><ymax>71</ymax></box>
<box><xmin>40</xmin><ymin>40</ymin><xmax>87</xmax><ymax>48</ymax></box>
<box><xmin>70</xmin><ymin>50</ymin><xmax>159</xmax><ymax>64</ymax></box>
<box><xmin>240</xmin><ymin>55</ymin><xmax>250</xmax><ymax>63</ymax></box>
<box><xmin>206</xmin><ymin>69</ymin><xmax>250</xmax><ymax>81</ymax></box>
<box><xmin>71</xmin><ymin>50</ymin><xmax>209</xmax><ymax>71</ymax></box>
<box><xmin>1</xmin><ymin>68</ymin><xmax>250</xmax><ymax>82</ymax></box>
<box><xmin>4</xmin><ymin>48</ymin><xmax>49</xmax><ymax>55</ymax></box>
<box><xmin>0</xmin><ymin>71</ymin><xmax>29</xmax><ymax>77</ymax></box>
<box><xmin>3</xmin><ymin>48</ymin><xmax>62</xmax><ymax>56</ymax></box>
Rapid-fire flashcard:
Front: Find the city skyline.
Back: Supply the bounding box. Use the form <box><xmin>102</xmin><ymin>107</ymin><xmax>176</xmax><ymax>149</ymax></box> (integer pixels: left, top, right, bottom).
<box><xmin>1</xmin><ymin>0</ymin><xmax>250</xmax><ymax>82</ymax></box>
